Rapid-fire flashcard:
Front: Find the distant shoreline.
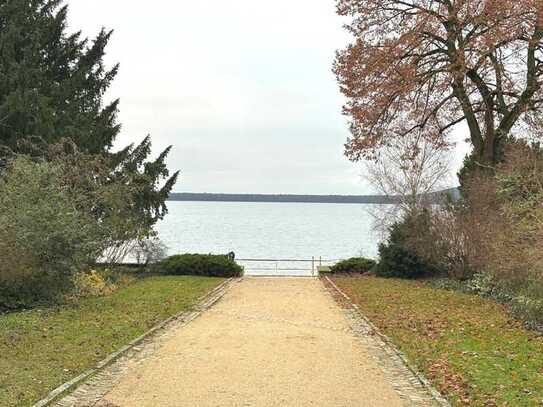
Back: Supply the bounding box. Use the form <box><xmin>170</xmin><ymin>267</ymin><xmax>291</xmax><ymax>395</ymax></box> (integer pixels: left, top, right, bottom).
<box><xmin>168</xmin><ymin>189</ymin><xmax>459</xmax><ymax>205</ymax></box>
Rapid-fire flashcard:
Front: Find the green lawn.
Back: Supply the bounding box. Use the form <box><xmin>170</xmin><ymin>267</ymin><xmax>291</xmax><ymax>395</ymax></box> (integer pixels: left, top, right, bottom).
<box><xmin>330</xmin><ymin>276</ymin><xmax>543</xmax><ymax>407</ymax></box>
<box><xmin>0</xmin><ymin>275</ymin><xmax>225</xmax><ymax>407</ymax></box>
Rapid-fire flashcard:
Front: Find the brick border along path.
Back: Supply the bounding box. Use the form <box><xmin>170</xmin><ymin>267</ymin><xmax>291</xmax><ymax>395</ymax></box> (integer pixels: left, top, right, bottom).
<box><xmin>53</xmin><ymin>278</ymin><xmax>449</xmax><ymax>407</ymax></box>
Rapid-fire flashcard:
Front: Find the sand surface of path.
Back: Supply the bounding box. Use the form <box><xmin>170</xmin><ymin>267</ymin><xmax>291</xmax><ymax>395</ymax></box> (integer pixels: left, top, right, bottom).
<box><xmin>102</xmin><ymin>278</ymin><xmax>406</xmax><ymax>407</ymax></box>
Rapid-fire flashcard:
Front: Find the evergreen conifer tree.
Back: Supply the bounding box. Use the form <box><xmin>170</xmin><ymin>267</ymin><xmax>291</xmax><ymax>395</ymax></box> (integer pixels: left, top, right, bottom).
<box><xmin>0</xmin><ymin>0</ymin><xmax>180</xmax><ymax>233</ymax></box>
<box><xmin>0</xmin><ymin>0</ymin><xmax>119</xmax><ymax>153</ymax></box>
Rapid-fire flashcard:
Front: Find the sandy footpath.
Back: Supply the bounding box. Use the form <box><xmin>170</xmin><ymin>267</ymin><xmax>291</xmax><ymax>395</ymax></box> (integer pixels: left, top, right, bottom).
<box><xmin>101</xmin><ymin>278</ymin><xmax>405</xmax><ymax>407</ymax></box>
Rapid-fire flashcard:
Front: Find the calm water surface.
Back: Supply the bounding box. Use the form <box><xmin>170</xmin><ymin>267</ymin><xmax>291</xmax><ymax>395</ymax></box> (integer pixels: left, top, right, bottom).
<box><xmin>156</xmin><ymin>202</ymin><xmax>380</xmax><ymax>264</ymax></box>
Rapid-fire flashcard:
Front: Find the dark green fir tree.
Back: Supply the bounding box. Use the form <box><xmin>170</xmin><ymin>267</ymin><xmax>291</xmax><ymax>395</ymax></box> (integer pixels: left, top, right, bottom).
<box><xmin>0</xmin><ymin>0</ymin><xmax>179</xmax><ymax>228</ymax></box>
<box><xmin>0</xmin><ymin>0</ymin><xmax>119</xmax><ymax>153</ymax></box>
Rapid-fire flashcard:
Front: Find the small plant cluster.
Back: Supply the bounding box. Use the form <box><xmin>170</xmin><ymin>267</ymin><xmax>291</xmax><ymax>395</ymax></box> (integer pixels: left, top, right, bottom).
<box><xmin>329</xmin><ymin>257</ymin><xmax>376</xmax><ymax>274</ymax></box>
<box><xmin>156</xmin><ymin>254</ymin><xmax>244</xmax><ymax>278</ymax></box>
<box><xmin>431</xmin><ymin>273</ymin><xmax>543</xmax><ymax>332</ymax></box>
<box><xmin>72</xmin><ymin>269</ymin><xmax>137</xmax><ymax>299</ymax></box>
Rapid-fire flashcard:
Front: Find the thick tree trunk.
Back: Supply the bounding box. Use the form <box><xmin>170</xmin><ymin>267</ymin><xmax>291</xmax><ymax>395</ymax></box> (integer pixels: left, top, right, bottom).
<box><xmin>471</xmin><ymin>129</ymin><xmax>504</xmax><ymax>167</ymax></box>
<box><xmin>482</xmin><ymin>133</ymin><xmax>498</xmax><ymax>165</ymax></box>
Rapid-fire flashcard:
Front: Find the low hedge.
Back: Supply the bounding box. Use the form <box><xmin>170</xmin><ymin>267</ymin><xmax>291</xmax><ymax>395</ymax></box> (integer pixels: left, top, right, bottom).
<box><xmin>156</xmin><ymin>254</ymin><xmax>244</xmax><ymax>277</ymax></box>
<box><xmin>330</xmin><ymin>257</ymin><xmax>376</xmax><ymax>274</ymax></box>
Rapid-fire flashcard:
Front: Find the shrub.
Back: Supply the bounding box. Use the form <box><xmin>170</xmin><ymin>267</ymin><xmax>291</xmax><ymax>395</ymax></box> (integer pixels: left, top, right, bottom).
<box><xmin>424</xmin><ymin>205</ymin><xmax>474</xmax><ymax>280</ymax></box>
<box><xmin>423</xmin><ymin>141</ymin><xmax>543</xmax><ymax>329</ymax></box>
<box><xmin>73</xmin><ymin>270</ymin><xmax>114</xmax><ymax>297</ymax></box>
<box><xmin>374</xmin><ymin>211</ymin><xmax>439</xmax><ymax>279</ymax></box>
<box><xmin>454</xmin><ymin>142</ymin><xmax>543</xmax><ymax>328</ymax></box>
<box><xmin>0</xmin><ymin>157</ymin><xmax>103</xmax><ymax>309</ymax></box>
<box><xmin>72</xmin><ymin>268</ymin><xmax>137</xmax><ymax>298</ymax></box>
<box><xmin>156</xmin><ymin>254</ymin><xmax>244</xmax><ymax>278</ymax></box>
<box><xmin>0</xmin><ymin>140</ymin><xmax>175</xmax><ymax>310</ymax></box>
<box><xmin>330</xmin><ymin>257</ymin><xmax>376</xmax><ymax>274</ymax></box>
<box><xmin>375</xmin><ymin>243</ymin><xmax>433</xmax><ymax>279</ymax></box>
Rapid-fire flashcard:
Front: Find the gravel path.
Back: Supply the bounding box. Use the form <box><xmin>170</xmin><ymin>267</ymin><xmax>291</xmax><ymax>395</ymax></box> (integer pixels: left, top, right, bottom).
<box><xmin>98</xmin><ymin>278</ymin><xmax>407</xmax><ymax>407</ymax></box>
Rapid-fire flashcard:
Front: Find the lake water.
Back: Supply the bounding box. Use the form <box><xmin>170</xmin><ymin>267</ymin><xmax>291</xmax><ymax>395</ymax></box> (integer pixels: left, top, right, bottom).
<box><xmin>156</xmin><ymin>201</ymin><xmax>381</xmax><ymax>275</ymax></box>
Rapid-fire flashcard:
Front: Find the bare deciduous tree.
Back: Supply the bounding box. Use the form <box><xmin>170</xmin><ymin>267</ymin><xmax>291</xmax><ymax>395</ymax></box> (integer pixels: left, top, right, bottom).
<box><xmin>364</xmin><ymin>133</ymin><xmax>452</xmax><ymax>237</ymax></box>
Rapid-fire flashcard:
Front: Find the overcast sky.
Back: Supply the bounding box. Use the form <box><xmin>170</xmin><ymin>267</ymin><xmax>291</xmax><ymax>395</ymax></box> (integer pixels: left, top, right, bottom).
<box><xmin>67</xmin><ymin>0</ymin><xmax>468</xmax><ymax>195</ymax></box>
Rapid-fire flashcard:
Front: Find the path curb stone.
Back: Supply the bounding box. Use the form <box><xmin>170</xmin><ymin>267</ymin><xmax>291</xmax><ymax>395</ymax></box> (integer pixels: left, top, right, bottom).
<box><xmin>32</xmin><ymin>277</ymin><xmax>237</xmax><ymax>407</ymax></box>
<box><xmin>323</xmin><ymin>276</ymin><xmax>451</xmax><ymax>407</ymax></box>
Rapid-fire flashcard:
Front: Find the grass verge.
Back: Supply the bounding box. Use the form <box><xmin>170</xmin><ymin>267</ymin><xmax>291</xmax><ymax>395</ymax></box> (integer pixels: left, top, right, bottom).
<box><xmin>0</xmin><ymin>275</ymin><xmax>225</xmax><ymax>407</ymax></box>
<box><xmin>330</xmin><ymin>276</ymin><xmax>543</xmax><ymax>407</ymax></box>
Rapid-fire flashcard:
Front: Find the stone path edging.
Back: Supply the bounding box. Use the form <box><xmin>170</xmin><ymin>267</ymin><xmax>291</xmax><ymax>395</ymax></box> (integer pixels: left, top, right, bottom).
<box><xmin>323</xmin><ymin>276</ymin><xmax>451</xmax><ymax>407</ymax></box>
<box><xmin>32</xmin><ymin>277</ymin><xmax>236</xmax><ymax>407</ymax></box>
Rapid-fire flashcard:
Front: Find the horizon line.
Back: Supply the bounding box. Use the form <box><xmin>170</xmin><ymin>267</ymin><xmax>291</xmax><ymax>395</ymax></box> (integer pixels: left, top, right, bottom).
<box><xmin>169</xmin><ymin>188</ymin><xmax>459</xmax><ymax>198</ymax></box>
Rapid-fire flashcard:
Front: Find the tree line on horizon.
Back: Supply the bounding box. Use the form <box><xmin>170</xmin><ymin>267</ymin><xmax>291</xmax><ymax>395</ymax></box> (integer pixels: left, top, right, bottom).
<box><xmin>167</xmin><ymin>189</ymin><xmax>460</xmax><ymax>204</ymax></box>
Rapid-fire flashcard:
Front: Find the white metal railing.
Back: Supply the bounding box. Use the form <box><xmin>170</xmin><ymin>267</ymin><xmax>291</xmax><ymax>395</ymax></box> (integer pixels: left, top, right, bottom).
<box><xmin>237</xmin><ymin>257</ymin><xmax>341</xmax><ymax>277</ymax></box>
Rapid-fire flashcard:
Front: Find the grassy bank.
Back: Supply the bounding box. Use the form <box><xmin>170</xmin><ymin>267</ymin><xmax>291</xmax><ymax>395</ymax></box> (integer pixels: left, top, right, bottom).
<box><xmin>0</xmin><ymin>275</ymin><xmax>225</xmax><ymax>407</ymax></box>
<box><xmin>330</xmin><ymin>276</ymin><xmax>543</xmax><ymax>406</ymax></box>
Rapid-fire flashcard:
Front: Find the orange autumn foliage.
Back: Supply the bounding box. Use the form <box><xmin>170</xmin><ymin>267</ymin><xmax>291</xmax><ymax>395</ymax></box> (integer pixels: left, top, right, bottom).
<box><xmin>334</xmin><ymin>0</ymin><xmax>543</xmax><ymax>164</ymax></box>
